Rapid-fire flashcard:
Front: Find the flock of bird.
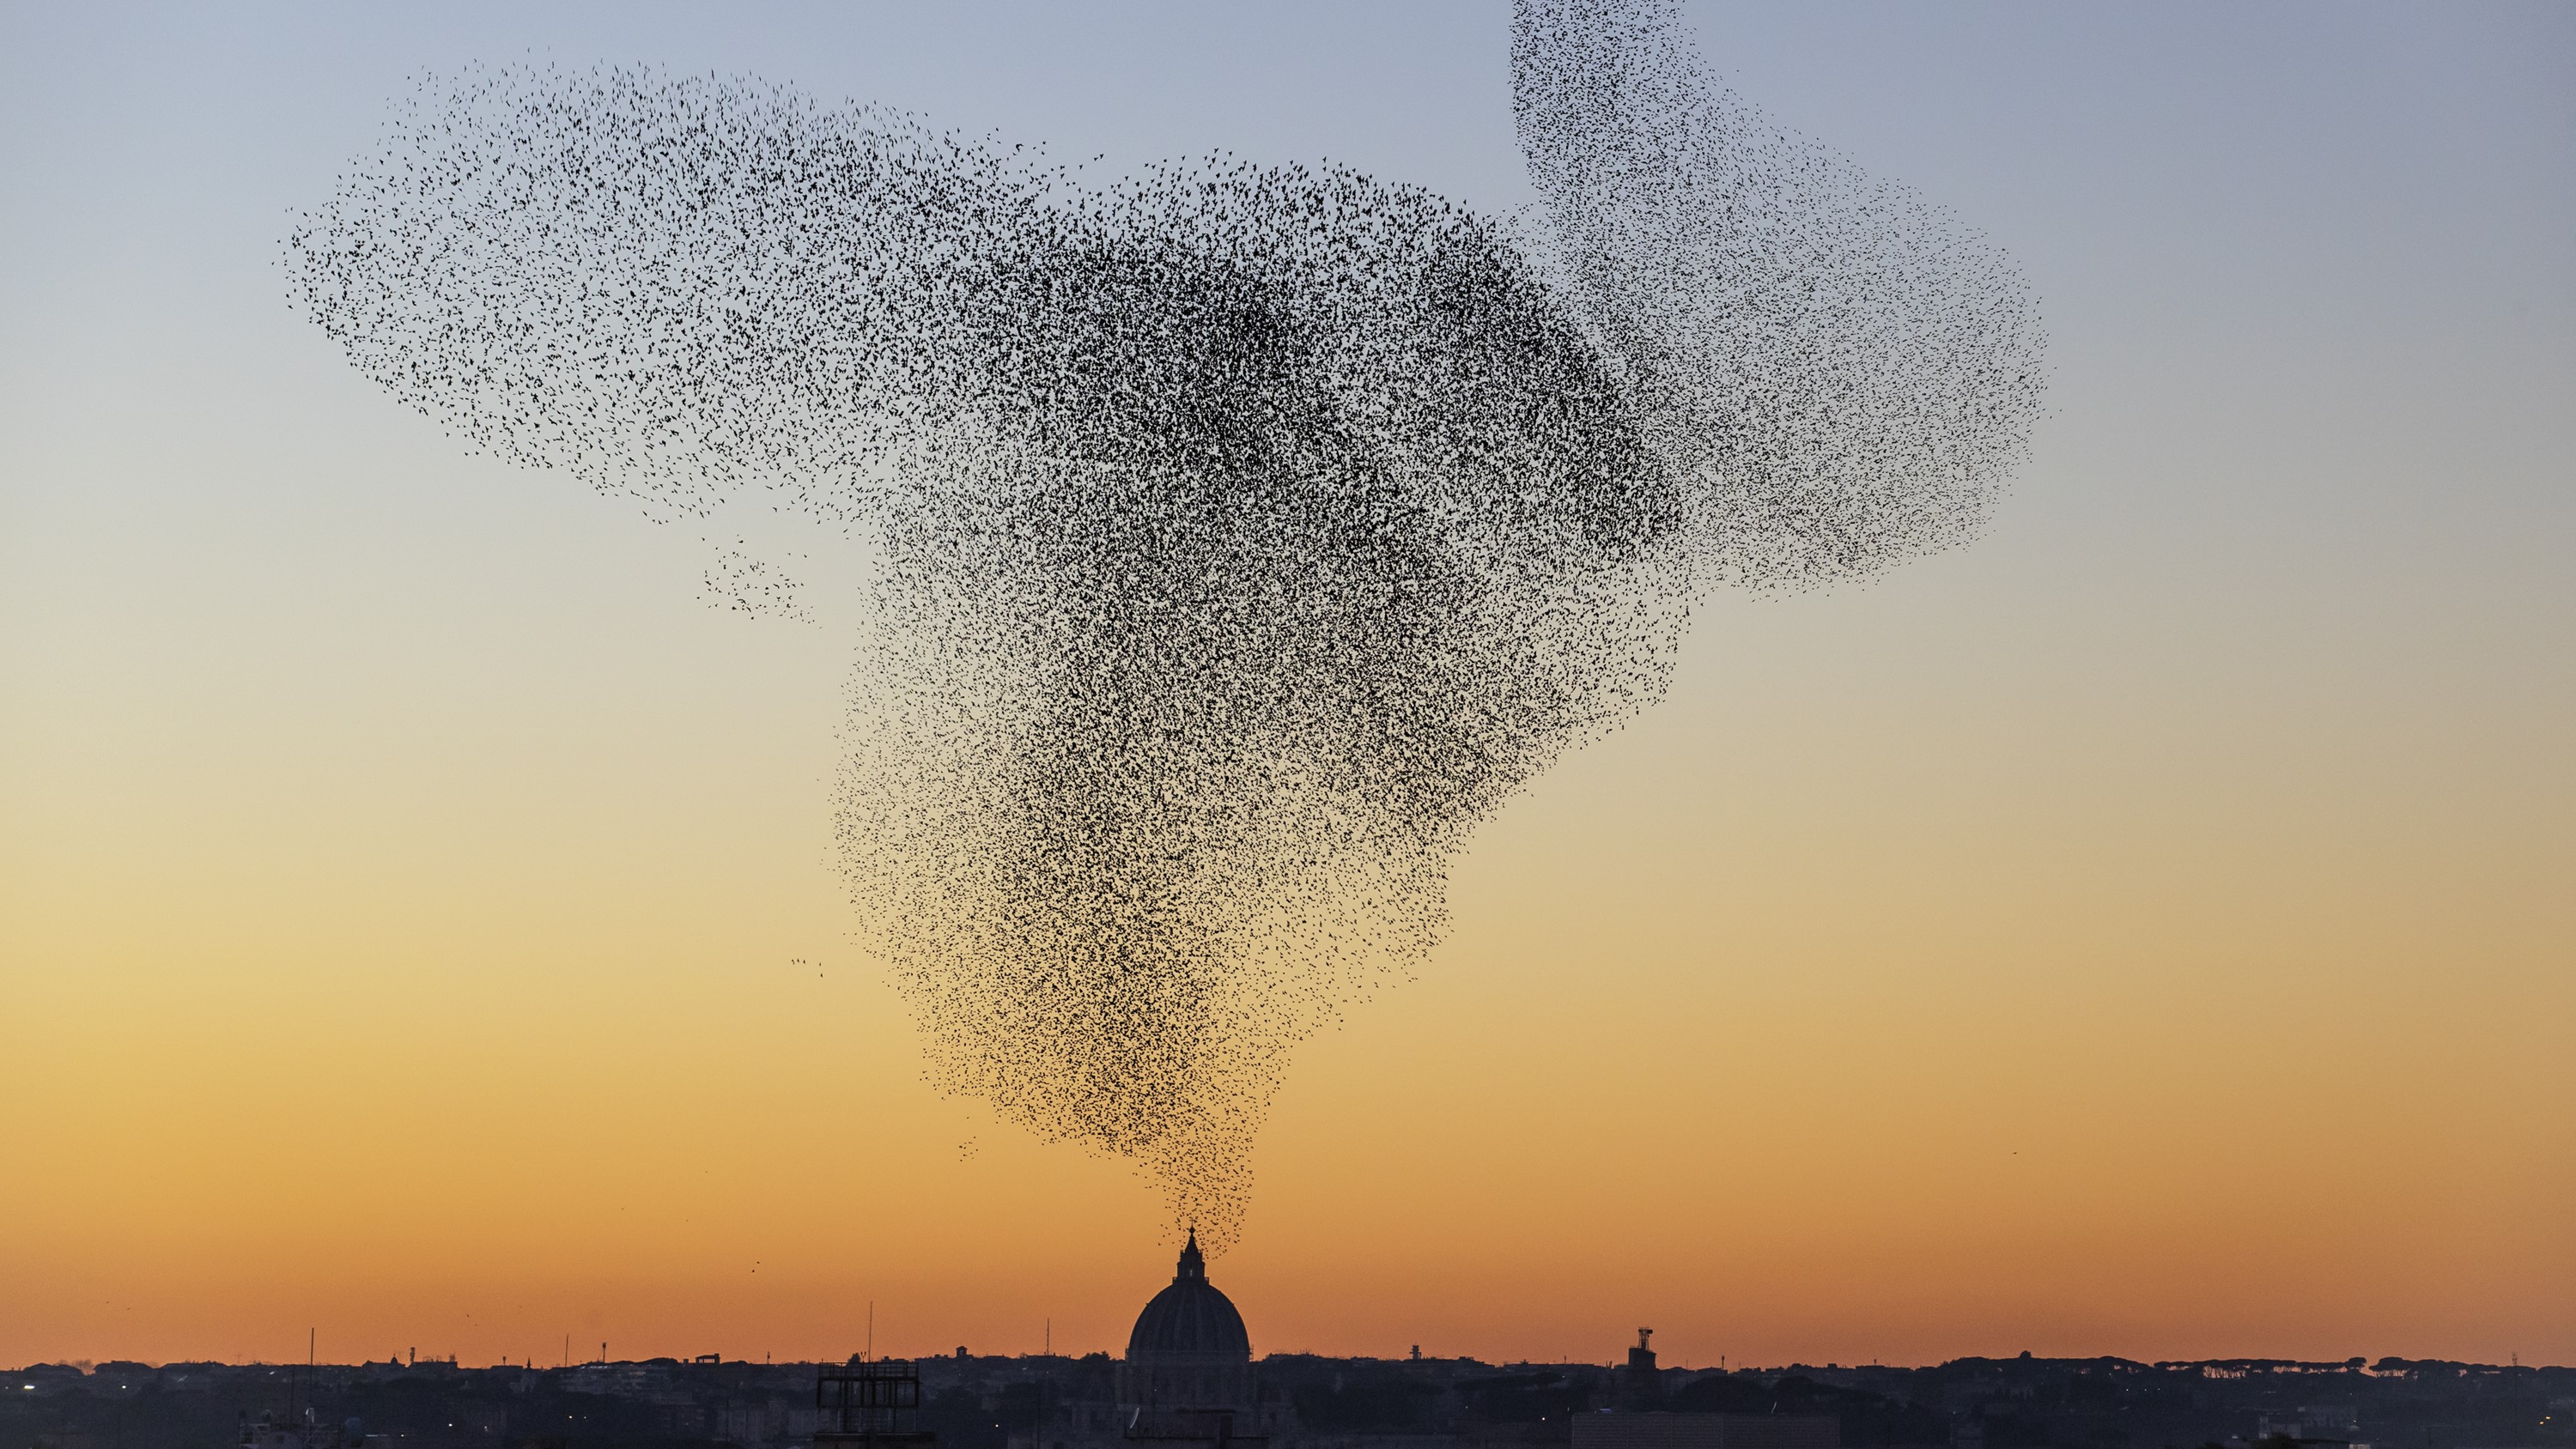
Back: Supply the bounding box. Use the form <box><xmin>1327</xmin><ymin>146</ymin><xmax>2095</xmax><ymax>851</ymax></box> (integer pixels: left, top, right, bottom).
<box><xmin>287</xmin><ymin>0</ymin><xmax>2044</xmax><ymax>1250</ymax></box>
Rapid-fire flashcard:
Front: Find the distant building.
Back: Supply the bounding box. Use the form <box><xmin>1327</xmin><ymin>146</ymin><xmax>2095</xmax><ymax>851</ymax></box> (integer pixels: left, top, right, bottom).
<box><xmin>1022</xmin><ymin>1229</ymin><xmax>1294</xmax><ymax>1449</ymax></box>
<box><xmin>1618</xmin><ymin>1333</ymin><xmax>1662</xmax><ymax>1413</ymax></box>
<box><xmin>2258</xmin><ymin>1407</ymin><xmax>2360</xmax><ymax>1440</ymax></box>
<box><xmin>1571</xmin><ymin>1416</ymin><xmax>1838</xmax><ymax>1449</ymax></box>
<box><xmin>2256</xmin><ymin>1404</ymin><xmax>2366</xmax><ymax>1449</ymax></box>
<box><xmin>1121</xmin><ymin>1230</ymin><xmax>1257</xmax><ymax>1422</ymax></box>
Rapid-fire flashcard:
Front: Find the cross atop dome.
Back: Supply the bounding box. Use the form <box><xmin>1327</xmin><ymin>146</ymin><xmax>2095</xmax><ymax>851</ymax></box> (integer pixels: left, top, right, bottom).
<box><xmin>1176</xmin><ymin>1226</ymin><xmax>1206</xmax><ymax>1282</ymax></box>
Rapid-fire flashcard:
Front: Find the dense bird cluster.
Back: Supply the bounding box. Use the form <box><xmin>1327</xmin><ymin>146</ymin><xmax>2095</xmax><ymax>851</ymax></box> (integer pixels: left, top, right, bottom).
<box><xmin>288</xmin><ymin>0</ymin><xmax>2043</xmax><ymax>1249</ymax></box>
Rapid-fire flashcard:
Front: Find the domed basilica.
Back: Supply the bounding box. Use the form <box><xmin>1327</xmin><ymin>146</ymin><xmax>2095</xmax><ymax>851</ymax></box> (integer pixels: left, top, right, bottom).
<box><xmin>1121</xmin><ymin>1229</ymin><xmax>1255</xmax><ymax>1412</ymax></box>
<box><xmin>1037</xmin><ymin>1229</ymin><xmax>1291</xmax><ymax>1449</ymax></box>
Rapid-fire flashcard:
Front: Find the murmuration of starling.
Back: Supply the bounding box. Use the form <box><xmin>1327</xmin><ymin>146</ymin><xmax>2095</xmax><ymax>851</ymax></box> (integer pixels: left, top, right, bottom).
<box><xmin>285</xmin><ymin>0</ymin><xmax>2044</xmax><ymax>1252</ymax></box>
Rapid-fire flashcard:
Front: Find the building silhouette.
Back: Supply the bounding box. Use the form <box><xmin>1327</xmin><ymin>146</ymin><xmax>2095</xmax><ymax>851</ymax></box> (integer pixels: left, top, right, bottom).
<box><xmin>1619</xmin><ymin>1332</ymin><xmax>1662</xmax><ymax>1413</ymax></box>
<box><xmin>1030</xmin><ymin>1229</ymin><xmax>1291</xmax><ymax>1449</ymax></box>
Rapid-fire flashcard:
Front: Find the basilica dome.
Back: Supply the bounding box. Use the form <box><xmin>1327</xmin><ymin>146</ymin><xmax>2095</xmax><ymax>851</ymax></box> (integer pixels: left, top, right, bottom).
<box><xmin>1127</xmin><ymin>1228</ymin><xmax>1251</xmax><ymax>1360</ymax></box>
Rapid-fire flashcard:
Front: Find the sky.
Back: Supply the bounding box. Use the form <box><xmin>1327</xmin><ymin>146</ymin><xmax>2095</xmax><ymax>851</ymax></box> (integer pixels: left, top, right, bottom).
<box><xmin>3</xmin><ymin>0</ymin><xmax>2572</xmax><ymax>1372</ymax></box>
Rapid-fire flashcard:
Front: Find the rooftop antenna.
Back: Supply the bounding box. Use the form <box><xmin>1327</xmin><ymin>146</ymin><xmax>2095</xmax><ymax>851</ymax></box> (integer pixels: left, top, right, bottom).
<box><xmin>867</xmin><ymin>1301</ymin><xmax>875</xmax><ymax>1361</ymax></box>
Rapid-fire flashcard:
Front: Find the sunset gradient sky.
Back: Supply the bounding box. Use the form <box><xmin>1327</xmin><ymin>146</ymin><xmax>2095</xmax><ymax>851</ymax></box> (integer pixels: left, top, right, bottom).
<box><xmin>3</xmin><ymin>1</ymin><xmax>2572</xmax><ymax>1370</ymax></box>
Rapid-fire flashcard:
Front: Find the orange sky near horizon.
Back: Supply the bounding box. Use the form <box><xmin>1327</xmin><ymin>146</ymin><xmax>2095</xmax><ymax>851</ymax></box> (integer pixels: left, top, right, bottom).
<box><xmin>9</xmin><ymin>562</ymin><xmax>2569</xmax><ymax>1369</ymax></box>
<box><xmin>3</xmin><ymin>0</ymin><xmax>2572</xmax><ymax>1373</ymax></box>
